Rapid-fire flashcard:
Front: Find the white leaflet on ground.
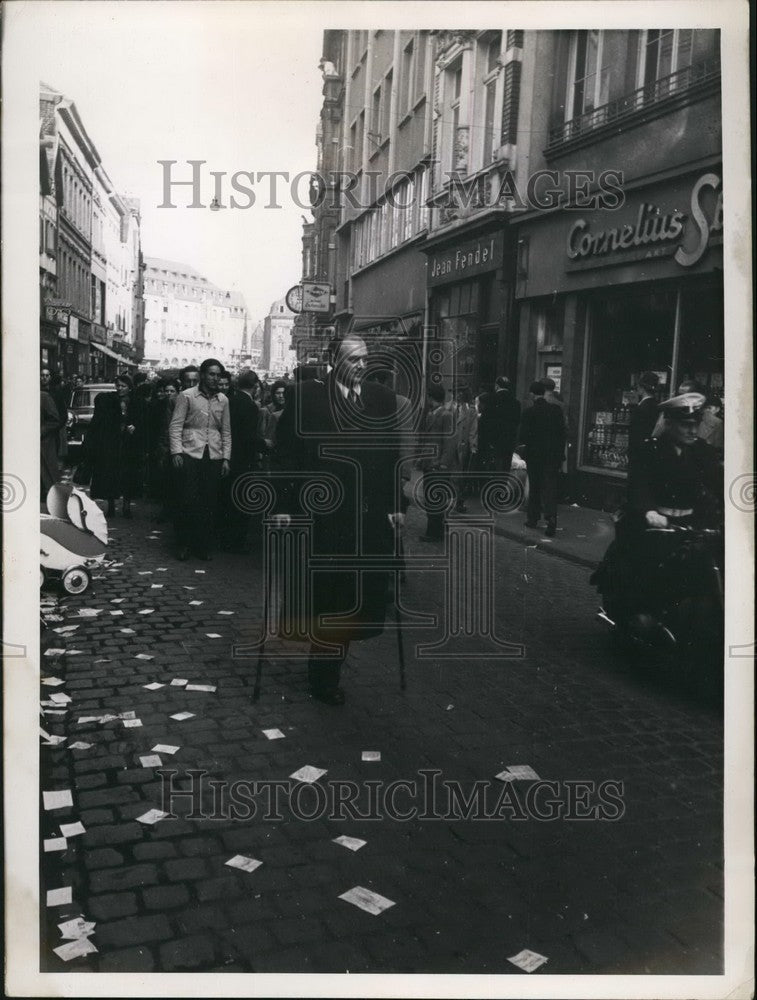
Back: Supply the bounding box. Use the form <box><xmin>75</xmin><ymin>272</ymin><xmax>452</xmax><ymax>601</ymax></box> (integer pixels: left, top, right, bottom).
<box><xmin>42</xmin><ymin>735</ymin><xmax>67</xmax><ymax>747</ymax></box>
<box><xmin>44</xmin><ymin>649</ymin><xmax>66</xmax><ymax>656</ymax></box>
<box><xmin>68</xmin><ymin>741</ymin><xmax>93</xmax><ymax>750</ymax></box>
<box><xmin>110</xmin><ymin>598</ymin><xmax>125</xmax><ymax>603</ymax></box>
<box><xmin>43</xmin><ymin>789</ymin><xmax>73</xmax><ymax>810</ymax></box>
<box><xmin>218</xmin><ymin>610</ymin><xmax>234</xmax><ymax>615</ymax></box>
<box><xmin>50</xmin><ymin>692</ymin><xmax>72</xmax><ymax>704</ymax></box>
<box><xmin>151</xmin><ymin>744</ymin><xmax>179</xmax><ymax>754</ymax></box>
<box><xmin>333</xmin><ymin>835</ymin><xmax>367</xmax><ymax>852</ymax></box>
<box><xmin>53</xmin><ymin>937</ymin><xmax>98</xmax><ymax>961</ymax></box>
<box><xmin>42</xmin><ymin>676</ymin><xmax>65</xmax><ymax>686</ymax></box>
<box><xmin>137</xmin><ymin>571</ymin><xmax>152</xmax><ymax>575</ymax></box>
<box><xmin>205</xmin><ymin>633</ymin><xmax>222</xmax><ymax>639</ymax></box>
<box><xmin>46</xmin><ymin>887</ymin><xmax>73</xmax><ymax>907</ymax></box>
<box><xmin>120</xmin><ymin>628</ymin><xmax>136</xmax><ymax>634</ymax></box>
<box><xmin>139</xmin><ymin>755</ymin><xmax>162</xmax><ymax>768</ymax></box>
<box><xmin>53</xmin><ymin>626</ymin><xmax>78</xmax><ymax>634</ymax></box>
<box><xmin>59</xmin><ymin>821</ymin><xmax>86</xmax><ymax>837</ymax></box>
<box><xmin>150</xmin><ymin>584</ymin><xmax>164</xmax><ymax>589</ymax></box>
<box><xmin>143</xmin><ymin>682</ymin><xmax>164</xmax><ymax>690</ymax></box>
<box><xmin>170</xmin><ymin>712</ymin><xmax>195</xmax><ymax>721</ymax></box>
<box><xmin>507</xmin><ymin>949</ymin><xmax>548</xmax><ymax>973</ymax></box>
<box><xmin>119</xmin><ymin>711</ymin><xmax>136</xmax><ymax>720</ymax></box>
<box><xmin>136</xmin><ymin>808</ymin><xmax>169</xmax><ymax>825</ymax></box>
<box><xmin>496</xmin><ymin>764</ymin><xmax>541</xmax><ymax>782</ymax></box>
<box><xmin>289</xmin><ymin>765</ymin><xmax>327</xmax><ymax>783</ymax></box>
<box><xmin>185</xmin><ymin>684</ymin><xmax>217</xmax><ymax>692</ymax></box>
<box><xmin>109</xmin><ymin>611</ymin><xmax>124</xmax><ymax>616</ymax></box>
<box><xmin>225</xmin><ymin>855</ymin><xmax>263</xmax><ymax>873</ymax></box>
<box><xmin>188</xmin><ymin>601</ymin><xmax>203</xmax><ymax>606</ymax></box>
<box><xmin>44</xmin><ymin>837</ymin><xmax>68</xmax><ymax>852</ymax></box>
<box><xmin>170</xmin><ymin>678</ymin><xmax>188</xmax><ymax>686</ymax></box>
<box><xmin>135</xmin><ymin>654</ymin><xmax>154</xmax><ymax>660</ymax></box>
<box><xmin>338</xmin><ymin>886</ymin><xmax>395</xmax><ymax>915</ymax></box>
<box><xmin>194</xmin><ymin>570</ymin><xmax>206</xmax><ymax>574</ymax></box>
<box><xmin>122</xmin><ymin>718</ymin><xmax>143</xmax><ymax>728</ymax></box>
<box><xmin>138</xmin><ymin>609</ymin><xmax>155</xmax><ymax>615</ymax></box>
<box><xmin>361</xmin><ymin>751</ymin><xmax>381</xmax><ymax>762</ymax></box>
<box><xmin>57</xmin><ymin>917</ymin><xmax>96</xmax><ymax>939</ymax></box>
<box><xmin>262</xmin><ymin>728</ymin><xmax>285</xmax><ymax>740</ymax></box>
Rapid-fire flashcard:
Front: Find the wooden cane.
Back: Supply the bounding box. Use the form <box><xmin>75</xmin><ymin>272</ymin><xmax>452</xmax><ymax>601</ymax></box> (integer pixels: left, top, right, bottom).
<box><xmin>396</xmin><ymin>571</ymin><xmax>407</xmax><ymax>692</ymax></box>
<box><xmin>252</xmin><ymin>548</ymin><xmax>270</xmax><ymax>703</ymax></box>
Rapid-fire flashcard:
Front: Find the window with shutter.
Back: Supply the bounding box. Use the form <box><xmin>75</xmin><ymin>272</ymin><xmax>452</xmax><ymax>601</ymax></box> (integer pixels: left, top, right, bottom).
<box><xmin>506</xmin><ymin>30</ymin><xmax>524</xmax><ymax>50</ymax></box>
<box><xmin>500</xmin><ymin>60</ymin><xmax>522</xmax><ymax>145</ymax></box>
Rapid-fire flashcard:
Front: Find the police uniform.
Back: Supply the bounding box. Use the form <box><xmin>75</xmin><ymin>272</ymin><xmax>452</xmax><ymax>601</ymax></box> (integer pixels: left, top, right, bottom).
<box><xmin>628</xmin><ymin>394</ymin><xmax>722</xmax><ymax>526</ymax></box>
<box><xmin>592</xmin><ymin>393</ymin><xmax>722</xmax><ymax>617</ymax></box>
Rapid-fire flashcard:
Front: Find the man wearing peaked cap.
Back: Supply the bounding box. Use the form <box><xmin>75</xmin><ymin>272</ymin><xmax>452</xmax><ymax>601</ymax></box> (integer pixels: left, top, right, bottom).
<box><xmin>592</xmin><ymin>387</ymin><xmax>722</xmax><ymax>615</ymax></box>
<box><xmin>628</xmin><ymin>392</ymin><xmax>721</xmax><ymax>530</ymax></box>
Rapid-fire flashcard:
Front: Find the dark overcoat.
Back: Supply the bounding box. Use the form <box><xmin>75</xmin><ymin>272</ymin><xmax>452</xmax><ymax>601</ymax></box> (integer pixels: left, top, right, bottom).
<box><xmin>273</xmin><ymin>374</ymin><xmax>400</xmax><ymax>644</ymax></box>
<box><xmin>85</xmin><ymin>392</ymin><xmax>145</xmax><ymax>500</ymax></box>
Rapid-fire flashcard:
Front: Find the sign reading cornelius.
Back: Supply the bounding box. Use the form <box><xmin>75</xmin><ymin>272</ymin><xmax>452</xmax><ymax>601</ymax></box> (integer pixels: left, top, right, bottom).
<box><xmin>566</xmin><ymin>173</ymin><xmax>722</xmax><ymax>269</ymax></box>
<box><xmin>428</xmin><ymin>233</ymin><xmax>504</xmax><ymax>286</ymax></box>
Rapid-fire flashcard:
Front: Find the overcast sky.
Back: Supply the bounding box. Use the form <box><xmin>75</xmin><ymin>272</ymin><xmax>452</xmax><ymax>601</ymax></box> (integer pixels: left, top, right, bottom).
<box><xmin>24</xmin><ymin>1</ymin><xmax>325</xmax><ymax>323</ymax></box>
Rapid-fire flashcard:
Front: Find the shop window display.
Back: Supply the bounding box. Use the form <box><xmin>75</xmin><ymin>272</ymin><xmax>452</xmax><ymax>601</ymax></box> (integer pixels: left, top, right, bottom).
<box><xmin>582</xmin><ymin>282</ymin><xmax>724</xmax><ymax>473</ymax></box>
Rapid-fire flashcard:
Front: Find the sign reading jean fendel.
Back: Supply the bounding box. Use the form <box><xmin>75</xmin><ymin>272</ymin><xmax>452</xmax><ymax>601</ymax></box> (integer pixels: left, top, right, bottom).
<box><xmin>427</xmin><ymin>233</ymin><xmax>504</xmax><ymax>286</ymax></box>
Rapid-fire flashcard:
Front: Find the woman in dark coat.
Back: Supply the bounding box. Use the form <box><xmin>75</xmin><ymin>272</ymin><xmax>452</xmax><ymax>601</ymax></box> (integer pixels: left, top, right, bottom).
<box><xmin>85</xmin><ymin>374</ymin><xmax>144</xmax><ymax>517</ymax></box>
<box><xmin>41</xmin><ymin>388</ymin><xmax>63</xmax><ymax>494</ymax></box>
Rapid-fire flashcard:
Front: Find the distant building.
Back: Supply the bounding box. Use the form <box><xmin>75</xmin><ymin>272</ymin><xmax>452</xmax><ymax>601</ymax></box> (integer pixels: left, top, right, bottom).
<box><xmin>39</xmin><ymin>83</ymin><xmax>144</xmax><ymax>378</ymax></box>
<box><xmin>262</xmin><ymin>297</ymin><xmax>297</xmax><ymax>375</ymax></box>
<box><xmin>142</xmin><ymin>257</ymin><xmax>249</xmax><ymax>370</ymax></box>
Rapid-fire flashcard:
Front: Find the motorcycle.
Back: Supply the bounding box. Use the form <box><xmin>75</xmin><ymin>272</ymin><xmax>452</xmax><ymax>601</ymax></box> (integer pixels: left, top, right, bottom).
<box><xmin>593</xmin><ymin>523</ymin><xmax>724</xmax><ymax>696</ymax></box>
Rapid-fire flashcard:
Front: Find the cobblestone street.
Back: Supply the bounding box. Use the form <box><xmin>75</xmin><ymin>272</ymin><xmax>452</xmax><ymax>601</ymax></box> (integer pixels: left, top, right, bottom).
<box><xmin>39</xmin><ymin>498</ymin><xmax>724</xmax><ymax>975</ymax></box>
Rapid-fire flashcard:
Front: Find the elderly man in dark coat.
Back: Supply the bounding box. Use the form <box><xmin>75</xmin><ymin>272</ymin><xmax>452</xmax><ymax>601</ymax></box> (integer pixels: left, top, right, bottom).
<box><xmin>272</xmin><ymin>335</ymin><xmax>403</xmax><ymax>705</ymax></box>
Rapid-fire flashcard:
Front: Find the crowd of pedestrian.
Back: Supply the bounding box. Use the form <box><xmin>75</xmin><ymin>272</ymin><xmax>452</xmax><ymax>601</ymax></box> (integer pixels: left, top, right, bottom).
<box><xmin>39</xmin><ymin>363</ymin><xmax>298</xmax><ymax>558</ymax></box>
<box><xmin>41</xmin><ymin>355</ymin><xmax>725</xmax><ymax>563</ymax></box>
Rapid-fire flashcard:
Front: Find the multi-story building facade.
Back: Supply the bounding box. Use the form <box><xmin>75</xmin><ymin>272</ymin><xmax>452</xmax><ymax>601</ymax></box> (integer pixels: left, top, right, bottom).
<box><xmin>262</xmin><ymin>298</ymin><xmax>297</xmax><ymax>376</ymax></box>
<box><xmin>39</xmin><ymin>117</ymin><xmax>60</xmax><ymax>370</ymax></box>
<box><xmin>293</xmin><ymin>31</ymin><xmax>345</xmax><ymax>363</ymax></box>
<box><xmin>300</xmin><ymin>27</ymin><xmax>723</xmax><ymax>509</ymax></box>
<box><xmin>511</xmin><ymin>29</ymin><xmax>722</xmax><ymax>507</ymax></box>
<box><xmin>142</xmin><ymin>258</ymin><xmax>248</xmax><ymax>370</ymax></box>
<box><xmin>39</xmin><ymin>84</ymin><xmax>144</xmax><ymax>379</ymax></box>
<box><xmin>299</xmin><ymin>29</ymin><xmax>533</xmax><ymax>400</ymax></box>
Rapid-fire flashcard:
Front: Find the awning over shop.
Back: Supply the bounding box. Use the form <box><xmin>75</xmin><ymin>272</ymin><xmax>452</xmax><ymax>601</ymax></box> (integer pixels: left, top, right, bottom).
<box><xmin>90</xmin><ymin>342</ymin><xmax>138</xmax><ymax>367</ymax></box>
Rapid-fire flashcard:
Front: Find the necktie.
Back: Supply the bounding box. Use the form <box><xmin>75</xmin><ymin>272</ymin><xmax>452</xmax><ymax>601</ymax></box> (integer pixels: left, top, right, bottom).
<box><xmin>348</xmin><ymin>389</ymin><xmax>362</xmax><ymax>410</ymax></box>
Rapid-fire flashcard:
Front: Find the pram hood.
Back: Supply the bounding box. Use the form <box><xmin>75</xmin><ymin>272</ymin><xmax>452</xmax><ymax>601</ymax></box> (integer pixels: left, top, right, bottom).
<box><xmin>46</xmin><ymin>484</ymin><xmax>108</xmax><ymax>545</ymax></box>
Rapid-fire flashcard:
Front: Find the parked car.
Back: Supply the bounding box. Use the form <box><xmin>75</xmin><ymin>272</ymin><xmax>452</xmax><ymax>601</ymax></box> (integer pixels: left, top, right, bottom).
<box><xmin>66</xmin><ymin>383</ymin><xmax>112</xmax><ymax>459</ymax></box>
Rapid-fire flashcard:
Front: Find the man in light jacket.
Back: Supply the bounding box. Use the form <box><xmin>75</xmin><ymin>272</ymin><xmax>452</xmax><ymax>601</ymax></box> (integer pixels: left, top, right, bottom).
<box><xmin>169</xmin><ymin>357</ymin><xmax>231</xmax><ymax>560</ymax></box>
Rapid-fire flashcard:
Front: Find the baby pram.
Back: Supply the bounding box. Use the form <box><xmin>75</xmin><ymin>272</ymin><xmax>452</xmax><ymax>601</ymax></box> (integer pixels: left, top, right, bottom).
<box><xmin>40</xmin><ymin>483</ymin><xmax>108</xmax><ymax>595</ymax></box>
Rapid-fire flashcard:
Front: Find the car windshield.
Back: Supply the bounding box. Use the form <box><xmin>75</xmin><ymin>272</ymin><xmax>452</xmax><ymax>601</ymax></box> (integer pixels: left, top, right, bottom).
<box><xmin>72</xmin><ymin>389</ymin><xmax>106</xmax><ymax>408</ymax></box>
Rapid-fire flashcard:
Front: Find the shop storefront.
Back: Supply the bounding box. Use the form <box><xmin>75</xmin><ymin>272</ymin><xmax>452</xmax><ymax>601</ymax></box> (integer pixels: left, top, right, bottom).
<box><xmin>424</xmin><ymin>227</ymin><xmax>515</xmax><ymax>399</ymax></box>
<box><xmin>514</xmin><ymin>165</ymin><xmax>723</xmax><ymax>509</ymax></box>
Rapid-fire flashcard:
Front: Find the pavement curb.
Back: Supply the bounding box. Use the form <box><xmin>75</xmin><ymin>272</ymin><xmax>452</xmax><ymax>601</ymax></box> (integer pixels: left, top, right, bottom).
<box><xmin>491</xmin><ymin>521</ymin><xmax>600</xmax><ymax>570</ymax></box>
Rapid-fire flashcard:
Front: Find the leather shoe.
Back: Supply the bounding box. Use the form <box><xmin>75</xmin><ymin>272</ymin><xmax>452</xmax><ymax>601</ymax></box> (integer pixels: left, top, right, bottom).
<box><xmin>310</xmin><ymin>686</ymin><xmax>346</xmax><ymax>706</ymax></box>
<box><xmin>545</xmin><ymin>521</ymin><xmax>556</xmax><ymax>537</ymax></box>
<box><xmin>176</xmin><ymin>547</ymin><xmax>190</xmax><ymax>561</ymax></box>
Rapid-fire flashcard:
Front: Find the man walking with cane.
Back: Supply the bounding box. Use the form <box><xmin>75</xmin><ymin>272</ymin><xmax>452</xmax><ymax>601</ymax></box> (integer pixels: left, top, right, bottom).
<box><xmin>271</xmin><ymin>335</ymin><xmax>403</xmax><ymax>705</ymax></box>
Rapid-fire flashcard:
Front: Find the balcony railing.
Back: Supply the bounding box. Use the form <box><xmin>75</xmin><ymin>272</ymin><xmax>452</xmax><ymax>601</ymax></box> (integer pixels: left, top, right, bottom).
<box><xmin>547</xmin><ymin>55</ymin><xmax>721</xmax><ymax>152</ymax></box>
